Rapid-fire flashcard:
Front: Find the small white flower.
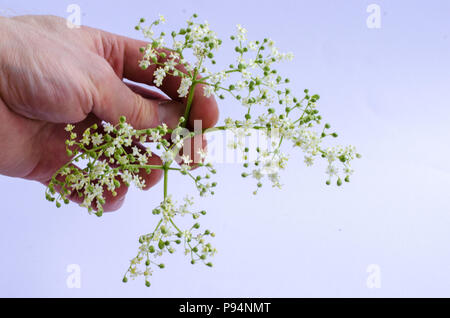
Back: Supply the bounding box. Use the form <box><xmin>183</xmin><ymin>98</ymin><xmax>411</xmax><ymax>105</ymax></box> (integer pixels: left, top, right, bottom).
<box><xmin>304</xmin><ymin>156</ymin><xmax>314</xmax><ymax>166</ymax></box>
<box><xmin>142</xmin><ymin>28</ymin><xmax>154</xmax><ymax>38</ymax></box>
<box><xmin>103</xmin><ymin>122</ymin><xmax>114</xmax><ymax>133</ymax></box>
<box><xmin>106</xmin><ymin>146</ymin><xmax>115</xmax><ymax>157</ymax></box>
<box><xmin>286</xmin><ymin>52</ymin><xmax>294</xmax><ymax>61</ymax></box>
<box><xmin>161</xmin><ymin>150</ymin><xmax>175</xmax><ymax>164</ymax></box>
<box><xmin>236</xmin><ymin>24</ymin><xmax>247</xmax><ymax>42</ymax></box>
<box><xmin>326</xmin><ymin>165</ymin><xmax>338</xmax><ymax>176</ymax></box>
<box><xmin>138</xmin><ymin>154</ymin><xmax>148</xmax><ymax>165</ymax></box>
<box><xmin>252</xmin><ymin>169</ymin><xmax>263</xmax><ymax>180</ymax></box>
<box><xmin>139</xmin><ymin>59</ymin><xmax>150</xmax><ymax>70</ymax></box>
<box><xmin>153</xmin><ymin>68</ymin><xmax>166</xmax><ymax>87</ymax></box>
<box><xmin>132</xmin><ymin>146</ymin><xmax>140</xmax><ymax>157</ymax></box>
<box><xmin>197</xmin><ymin>148</ymin><xmax>207</xmax><ymax>160</ymax></box>
<box><xmin>177</xmin><ymin>77</ymin><xmax>192</xmax><ymax>98</ymax></box>
<box><xmin>81</xmin><ymin>134</ymin><xmax>90</xmax><ymax>145</ymax></box>
<box><xmin>91</xmin><ymin>134</ymin><xmax>103</xmax><ymax>146</ymax></box>
<box><xmin>121</xmin><ymin>171</ymin><xmax>133</xmax><ymax>184</ymax></box>
<box><xmin>248</xmin><ymin>41</ymin><xmax>257</xmax><ymax>50</ymax></box>
<box><xmin>180</xmin><ymin>154</ymin><xmax>192</xmax><ymax>165</ymax></box>
<box><xmin>344</xmin><ymin>166</ymin><xmax>354</xmax><ymax>175</ymax></box>
<box><xmin>164</xmin><ymin>58</ymin><xmax>177</xmax><ymax>72</ymax></box>
<box><xmin>150</xmin><ymin>130</ymin><xmax>162</xmax><ymax>142</ymax></box>
<box><xmin>236</xmin><ymin>81</ymin><xmax>246</xmax><ymax>91</ymax></box>
<box><xmin>203</xmin><ymin>85</ymin><xmax>214</xmax><ymax>97</ymax></box>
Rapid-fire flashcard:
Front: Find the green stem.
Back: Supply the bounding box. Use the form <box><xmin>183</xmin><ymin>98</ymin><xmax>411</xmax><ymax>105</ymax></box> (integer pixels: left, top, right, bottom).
<box><xmin>162</xmin><ymin>163</ymin><xmax>181</xmax><ymax>233</ymax></box>
<box><xmin>169</xmin><ymin>218</ymin><xmax>182</xmax><ymax>234</ymax></box>
<box><xmin>182</xmin><ymin>80</ymin><xmax>197</xmax><ymax>127</ymax></box>
<box><xmin>163</xmin><ymin>164</ymin><xmax>168</xmax><ymax>199</ymax></box>
<box><xmin>123</xmin><ymin>164</ymin><xmax>179</xmax><ymax>171</ymax></box>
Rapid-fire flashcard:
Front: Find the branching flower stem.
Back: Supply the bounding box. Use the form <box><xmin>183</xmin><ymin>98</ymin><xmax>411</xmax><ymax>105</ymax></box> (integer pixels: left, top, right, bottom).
<box><xmin>45</xmin><ymin>13</ymin><xmax>360</xmax><ymax>287</ymax></box>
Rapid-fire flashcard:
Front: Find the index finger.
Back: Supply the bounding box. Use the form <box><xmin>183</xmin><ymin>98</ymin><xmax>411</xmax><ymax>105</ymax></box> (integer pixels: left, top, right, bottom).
<box><xmin>101</xmin><ymin>32</ymin><xmax>219</xmax><ymax>130</ymax></box>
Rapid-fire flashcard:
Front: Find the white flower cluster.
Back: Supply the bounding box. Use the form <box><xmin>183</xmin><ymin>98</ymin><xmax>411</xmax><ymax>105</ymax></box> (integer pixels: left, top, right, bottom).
<box><xmin>124</xmin><ymin>195</ymin><xmax>216</xmax><ymax>285</ymax></box>
<box><xmin>46</xmin><ymin>118</ymin><xmax>171</xmax><ymax>215</ymax></box>
<box><xmin>46</xmin><ymin>13</ymin><xmax>360</xmax><ymax>287</ymax></box>
<box><xmin>186</xmin><ymin>161</ymin><xmax>217</xmax><ymax>196</ymax></box>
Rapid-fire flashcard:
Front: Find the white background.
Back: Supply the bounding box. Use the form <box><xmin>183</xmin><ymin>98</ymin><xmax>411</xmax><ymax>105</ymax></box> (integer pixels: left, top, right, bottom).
<box><xmin>0</xmin><ymin>0</ymin><xmax>449</xmax><ymax>297</ymax></box>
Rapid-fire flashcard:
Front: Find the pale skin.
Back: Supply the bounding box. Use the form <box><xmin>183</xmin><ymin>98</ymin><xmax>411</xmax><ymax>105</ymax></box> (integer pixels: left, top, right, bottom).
<box><xmin>0</xmin><ymin>15</ymin><xmax>218</xmax><ymax>211</ymax></box>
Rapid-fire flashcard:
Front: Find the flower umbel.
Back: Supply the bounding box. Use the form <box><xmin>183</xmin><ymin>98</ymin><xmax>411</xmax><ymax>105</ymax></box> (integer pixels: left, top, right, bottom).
<box><xmin>46</xmin><ymin>14</ymin><xmax>360</xmax><ymax>287</ymax></box>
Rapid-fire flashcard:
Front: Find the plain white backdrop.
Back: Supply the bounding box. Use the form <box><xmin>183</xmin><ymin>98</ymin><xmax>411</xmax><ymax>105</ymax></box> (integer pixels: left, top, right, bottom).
<box><xmin>0</xmin><ymin>0</ymin><xmax>449</xmax><ymax>297</ymax></box>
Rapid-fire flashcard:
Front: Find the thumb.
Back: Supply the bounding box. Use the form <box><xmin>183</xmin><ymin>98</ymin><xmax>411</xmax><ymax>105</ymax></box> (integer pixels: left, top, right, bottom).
<box><xmin>92</xmin><ymin>72</ymin><xmax>183</xmax><ymax>129</ymax></box>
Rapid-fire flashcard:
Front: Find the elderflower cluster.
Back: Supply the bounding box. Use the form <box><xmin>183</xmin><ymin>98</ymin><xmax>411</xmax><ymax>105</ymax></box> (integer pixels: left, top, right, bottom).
<box><xmin>46</xmin><ymin>117</ymin><xmax>170</xmax><ymax>216</ymax></box>
<box><xmin>135</xmin><ymin>15</ymin><xmax>359</xmax><ymax>191</ymax></box>
<box><xmin>45</xmin><ymin>13</ymin><xmax>360</xmax><ymax>287</ymax></box>
<box><xmin>123</xmin><ymin>196</ymin><xmax>216</xmax><ymax>286</ymax></box>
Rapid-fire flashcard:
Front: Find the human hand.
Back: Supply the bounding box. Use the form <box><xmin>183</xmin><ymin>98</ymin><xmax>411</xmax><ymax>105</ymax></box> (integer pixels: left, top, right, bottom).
<box><xmin>0</xmin><ymin>15</ymin><xmax>218</xmax><ymax>211</ymax></box>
